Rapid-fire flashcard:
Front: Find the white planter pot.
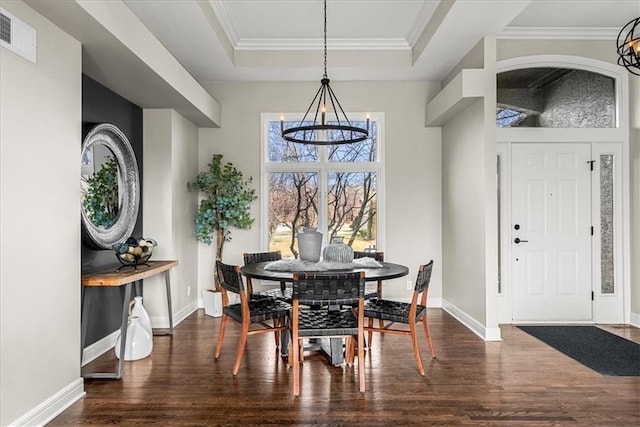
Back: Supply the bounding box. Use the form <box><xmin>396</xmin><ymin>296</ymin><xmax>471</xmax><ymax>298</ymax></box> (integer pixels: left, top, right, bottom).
<box><xmin>203</xmin><ymin>289</ymin><xmax>223</xmax><ymax>317</ymax></box>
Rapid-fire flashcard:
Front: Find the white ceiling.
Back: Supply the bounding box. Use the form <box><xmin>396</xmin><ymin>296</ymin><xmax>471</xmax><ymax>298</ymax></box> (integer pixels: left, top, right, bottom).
<box><xmin>121</xmin><ymin>0</ymin><xmax>639</xmax><ymax>82</ymax></box>
<box><xmin>22</xmin><ymin>0</ymin><xmax>639</xmax><ymax>126</ymax></box>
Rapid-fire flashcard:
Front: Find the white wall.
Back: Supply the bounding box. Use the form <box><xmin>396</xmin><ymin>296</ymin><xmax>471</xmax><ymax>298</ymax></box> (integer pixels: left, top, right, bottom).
<box><xmin>0</xmin><ymin>1</ymin><xmax>83</xmax><ymax>425</ymax></box>
<box><xmin>197</xmin><ymin>81</ymin><xmax>443</xmax><ymax>303</ymax></box>
<box><xmin>436</xmin><ymin>37</ymin><xmax>499</xmax><ymax>340</ymax></box>
<box><xmin>143</xmin><ymin>109</ymin><xmax>200</xmax><ymax>326</ymax></box>
<box><xmin>442</xmin><ymin>99</ymin><xmax>487</xmax><ymax>322</ymax></box>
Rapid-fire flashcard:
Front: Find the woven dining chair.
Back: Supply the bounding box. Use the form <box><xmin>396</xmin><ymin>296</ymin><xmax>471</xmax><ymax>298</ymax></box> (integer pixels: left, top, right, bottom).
<box><xmin>353</xmin><ymin>250</ymin><xmax>385</xmax><ymax>346</ymax></box>
<box><xmin>290</xmin><ymin>271</ymin><xmax>366</xmax><ymax>396</ymax></box>
<box><xmin>243</xmin><ymin>251</ymin><xmax>292</xmax><ymax>301</ymax></box>
<box><xmin>364</xmin><ymin>260</ymin><xmax>436</xmax><ymax>376</ymax></box>
<box><xmin>214</xmin><ymin>260</ymin><xmax>291</xmax><ymax>375</ymax></box>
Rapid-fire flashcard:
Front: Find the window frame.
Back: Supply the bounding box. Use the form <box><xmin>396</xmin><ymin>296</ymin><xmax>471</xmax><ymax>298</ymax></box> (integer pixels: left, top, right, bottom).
<box><xmin>260</xmin><ymin>112</ymin><xmax>385</xmax><ymax>254</ymax></box>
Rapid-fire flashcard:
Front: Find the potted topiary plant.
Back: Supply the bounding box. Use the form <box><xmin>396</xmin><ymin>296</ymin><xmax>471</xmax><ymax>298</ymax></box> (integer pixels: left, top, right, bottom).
<box><xmin>188</xmin><ymin>154</ymin><xmax>257</xmax><ymax>316</ymax></box>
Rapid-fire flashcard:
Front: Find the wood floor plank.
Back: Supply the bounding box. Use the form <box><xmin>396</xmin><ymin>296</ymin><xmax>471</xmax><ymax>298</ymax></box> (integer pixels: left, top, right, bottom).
<box><xmin>51</xmin><ymin>309</ymin><xmax>640</xmax><ymax>426</ymax></box>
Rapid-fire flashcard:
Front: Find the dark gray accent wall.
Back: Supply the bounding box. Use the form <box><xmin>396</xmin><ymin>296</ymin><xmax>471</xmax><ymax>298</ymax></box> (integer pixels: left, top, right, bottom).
<box><xmin>82</xmin><ymin>74</ymin><xmax>143</xmax><ymax>347</ymax></box>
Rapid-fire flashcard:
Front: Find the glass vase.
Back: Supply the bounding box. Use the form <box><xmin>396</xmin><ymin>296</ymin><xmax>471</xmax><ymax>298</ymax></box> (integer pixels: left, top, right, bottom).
<box><xmin>323</xmin><ymin>236</ymin><xmax>354</xmax><ymax>263</ymax></box>
<box><xmin>297</xmin><ymin>227</ymin><xmax>322</xmax><ymax>262</ymax></box>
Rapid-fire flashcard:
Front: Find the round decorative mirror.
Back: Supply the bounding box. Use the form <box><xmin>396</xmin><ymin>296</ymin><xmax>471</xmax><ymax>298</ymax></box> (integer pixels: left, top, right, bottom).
<box><xmin>81</xmin><ymin>123</ymin><xmax>139</xmax><ymax>249</ymax></box>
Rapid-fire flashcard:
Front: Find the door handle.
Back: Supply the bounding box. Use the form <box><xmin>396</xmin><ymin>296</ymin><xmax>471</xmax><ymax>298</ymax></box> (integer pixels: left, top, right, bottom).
<box><xmin>514</xmin><ymin>238</ymin><xmax>528</xmax><ymax>244</ymax></box>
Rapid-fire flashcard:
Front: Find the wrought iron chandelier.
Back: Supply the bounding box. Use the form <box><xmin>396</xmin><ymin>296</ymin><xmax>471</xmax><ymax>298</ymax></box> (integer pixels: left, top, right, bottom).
<box><xmin>281</xmin><ymin>0</ymin><xmax>369</xmax><ymax>145</ymax></box>
<box><xmin>617</xmin><ymin>16</ymin><xmax>640</xmax><ymax>76</ymax></box>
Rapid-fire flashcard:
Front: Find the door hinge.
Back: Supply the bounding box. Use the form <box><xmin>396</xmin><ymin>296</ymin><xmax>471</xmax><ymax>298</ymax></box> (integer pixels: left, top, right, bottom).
<box><xmin>591</xmin><ymin>291</ymin><xmax>595</xmax><ymax>301</ymax></box>
<box><xmin>591</xmin><ymin>226</ymin><xmax>594</xmax><ymax>236</ymax></box>
<box><xmin>587</xmin><ymin>160</ymin><xmax>595</xmax><ymax>171</ymax></box>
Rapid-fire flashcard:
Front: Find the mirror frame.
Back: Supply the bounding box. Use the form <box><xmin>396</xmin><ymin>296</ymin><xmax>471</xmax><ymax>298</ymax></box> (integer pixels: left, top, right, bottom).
<box><xmin>81</xmin><ymin>123</ymin><xmax>140</xmax><ymax>250</ymax></box>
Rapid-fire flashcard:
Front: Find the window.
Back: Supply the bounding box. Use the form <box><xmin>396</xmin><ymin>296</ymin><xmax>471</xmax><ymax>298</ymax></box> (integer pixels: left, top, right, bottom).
<box><xmin>496</xmin><ymin>68</ymin><xmax>616</xmax><ymax>128</ymax></box>
<box><xmin>262</xmin><ymin>113</ymin><xmax>383</xmax><ymax>258</ymax></box>
<box><xmin>496</xmin><ymin>107</ymin><xmax>529</xmax><ymax>128</ymax></box>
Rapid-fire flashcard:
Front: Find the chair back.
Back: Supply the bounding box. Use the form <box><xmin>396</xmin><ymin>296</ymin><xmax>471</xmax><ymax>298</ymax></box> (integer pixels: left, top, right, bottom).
<box><xmin>414</xmin><ymin>260</ymin><xmax>433</xmax><ymax>293</ymax></box>
<box><xmin>292</xmin><ymin>272</ymin><xmax>365</xmax><ymax>306</ymax></box>
<box><xmin>353</xmin><ymin>251</ymin><xmax>384</xmax><ymax>262</ymax></box>
<box><xmin>412</xmin><ymin>260</ymin><xmax>434</xmax><ymax>308</ymax></box>
<box><xmin>243</xmin><ymin>251</ymin><xmax>282</xmax><ymax>265</ymax></box>
<box><xmin>216</xmin><ymin>260</ymin><xmax>247</xmax><ymax>295</ymax></box>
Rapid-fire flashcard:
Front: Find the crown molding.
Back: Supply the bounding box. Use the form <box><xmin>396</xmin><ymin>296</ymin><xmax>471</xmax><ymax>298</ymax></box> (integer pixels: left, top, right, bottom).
<box><xmin>208</xmin><ymin>0</ymin><xmax>239</xmax><ymax>47</ymax></box>
<box><xmin>235</xmin><ymin>38</ymin><xmax>411</xmax><ymax>51</ymax></box>
<box><xmin>406</xmin><ymin>1</ymin><xmax>439</xmax><ymax>48</ymax></box>
<box><xmin>498</xmin><ymin>27</ymin><xmax>620</xmax><ymax>40</ymax></box>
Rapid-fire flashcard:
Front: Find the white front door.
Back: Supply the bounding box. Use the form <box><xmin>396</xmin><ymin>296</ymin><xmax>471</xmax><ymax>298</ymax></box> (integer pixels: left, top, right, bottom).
<box><xmin>511</xmin><ymin>143</ymin><xmax>592</xmax><ymax>321</ymax></box>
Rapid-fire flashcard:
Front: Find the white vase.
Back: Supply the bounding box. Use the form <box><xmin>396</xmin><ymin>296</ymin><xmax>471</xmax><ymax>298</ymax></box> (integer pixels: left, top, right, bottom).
<box><xmin>115</xmin><ymin>316</ymin><xmax>153</xmax><ymax>361</ymax></box>
<box><xmin>129</xmin><ymin>296</ymin><xmax>152</xmax><ymax>336</ymax></box>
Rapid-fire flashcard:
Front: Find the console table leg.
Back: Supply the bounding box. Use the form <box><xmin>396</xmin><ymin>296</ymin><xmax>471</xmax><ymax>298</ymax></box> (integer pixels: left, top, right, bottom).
<box><xmin>80</xmin><ymin>287</ymin><xmax>89</xmax><ymax>365</ymax></box>
<box><xmin>165</xmin><ymin>270</ymin><xmax>174</xmax><ymax>332</ymax></box>
<box><xmin>116</xmin><ymin>283</ymin><xmax>132</xmax><ymax>379</ymax></box>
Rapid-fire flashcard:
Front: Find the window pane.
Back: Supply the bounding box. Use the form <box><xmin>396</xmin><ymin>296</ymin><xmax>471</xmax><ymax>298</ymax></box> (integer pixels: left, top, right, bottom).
<box><xmin>600</xmin><ymin>154</ymin><xmax>614</xmax><ymax>294</ymax></box>
<box><xmin>496</xmin><ymin>68</ymin><xmax>615</xmax><ymax>128</ymax></box>
<box><xmin>268</xmin><ymin>172</ymin><xmax>319</xmax><ymax>259</ymax></box>
<box><xmin>327</xmin><ymin>171</ymin><xmax>377</xmax><ymax>251</ymax></box>
<box><xmin>329</xmin><ymin>121</ymin><xmax>377</xmax><ymax>162</ymax></box>
<box><xmin>496</xmin><ymin>108</ymin><xmax>528</xmax><ymax>128</ymax></box>
<box><xmin>268</xmin><ymin>121</ymin><xmax>318</xmax><ymax>162</ymax></box>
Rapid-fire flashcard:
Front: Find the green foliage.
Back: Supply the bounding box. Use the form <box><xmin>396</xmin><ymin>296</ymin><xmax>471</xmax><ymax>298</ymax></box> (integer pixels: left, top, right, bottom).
<box><xmin>82</xmin><ymin>157</ymin><xmax>119</xmax><ymax>228</ymax></box>
<box><xmin>187</xmin><ymin>153</ymin><xmax>257</xmax><ymax>252</ymax></box>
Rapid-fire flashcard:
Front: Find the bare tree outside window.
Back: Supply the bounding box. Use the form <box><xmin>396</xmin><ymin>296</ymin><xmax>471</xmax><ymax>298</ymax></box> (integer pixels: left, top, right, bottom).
<box><xmin>266</xmin><ymin>119</ymin><xmax>380</xmax><ymax>258</ymax></box>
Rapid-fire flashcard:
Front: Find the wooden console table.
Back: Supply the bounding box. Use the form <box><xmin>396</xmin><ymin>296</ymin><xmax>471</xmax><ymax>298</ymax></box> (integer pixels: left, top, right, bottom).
<box><xmin>81</xmin><ymin>260</ymin><xmax>178</xmax><ymax>379</ymax></box>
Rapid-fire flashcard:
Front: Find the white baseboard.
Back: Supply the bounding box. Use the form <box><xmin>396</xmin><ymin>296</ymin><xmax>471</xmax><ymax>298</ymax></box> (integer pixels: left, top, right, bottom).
<box><xmin>8</xmin><ymin>378</ymin><xmax>85</xmax><ymax>427</ymax></box>
<box><xmin>82</xmin><ymin>330</ymin><xmax>119</xmax><ymax>367</ymax></box>
<box><xmin>150</xmin><ymin>301</ymin><xmax>198</xmax><ymax>328</ymax></box>
<box><xmin>630</xmin><ymin>311</ymin><xmax>640</xmax><ymax>328</ymax></box>
<box><xmin>428</xmin><ymin>297</ymin><xmax>442</xmax><ymax>308</ymax></box>
<box><xmin>442</xmin><ymin>299</ymin><xmax>502</xmax><ymax>341</ymax></box>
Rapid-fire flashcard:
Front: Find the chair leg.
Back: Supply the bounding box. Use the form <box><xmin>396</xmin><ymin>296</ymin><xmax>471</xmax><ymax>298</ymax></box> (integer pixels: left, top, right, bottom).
<box><xmin>409</xmin><ymin>321</ymin><xmax>425</xmax><ymax>376</ymax></box>
<box><xmin>273</xmin><ymin>317</ymin><xmax>281</xmax><ymax>348</ymax></box>
<box><xmin>344</xmin><ymin>337</ymin><xmax>354</xmax><ymax>366</ymax></box>
<box><xmin>357</xmin><ymin>328</ymin><xmax>366</xmax><ymax>393</ymax></box>
<box><xmin>367</xmin><ymin>317</ymin><xmax>374</xmax><ymax>348</ymax></box>
<box><xmin>214</xmin><ymin>314</ymin><xmax>228</xmax><ymax>359</ymax></box>
<box><xmin>421</xmin><ymin>314</ymin><xmax>436</xmax><ymax>358</ymax></box>
<box><xmin>292</xmin><ymin>333</ymin><xmax>300</xmax><ymax>396</ymax></box>
<box><xmin>232</xmin><ymin>321</ymin><xmax>249</xmax><ymax>376</ymax></box>
<box><xmin>372</xmin><ymin>281</ymin><xmax>383</xmax><ymax>346</ymax></box>
<box><xmin>358</xmin><ymin>333</ymin><xmax>365</xmax><ymax>393</ymax></box>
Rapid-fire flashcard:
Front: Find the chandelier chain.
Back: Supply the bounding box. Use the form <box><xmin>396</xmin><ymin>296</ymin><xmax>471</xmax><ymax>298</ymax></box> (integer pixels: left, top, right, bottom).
<box><xmin>280</xmin><ymin>0</ymin><xmax>369</xmax><ymax>145</ymax></box>
<box><xmin>323</xmin><ymin>0</ymin><xmax>327</xmax><ymax>78</ymax></box>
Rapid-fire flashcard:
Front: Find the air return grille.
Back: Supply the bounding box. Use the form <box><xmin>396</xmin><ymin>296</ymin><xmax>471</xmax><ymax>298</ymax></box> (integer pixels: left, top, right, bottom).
<box><xmin>0</xmin><ymin>8</ymin><xmax>36</xmax><ymax>63</ymax></box>
<box><xmin>0</xmin><ymin>12</ymin><xmax>10</xmax><ymax>44</ymax></box>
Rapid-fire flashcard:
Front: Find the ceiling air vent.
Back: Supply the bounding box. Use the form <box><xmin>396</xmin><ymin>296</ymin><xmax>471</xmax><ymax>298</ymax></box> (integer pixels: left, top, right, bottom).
<box><xmin>0</xmin><ymin>12</ymin><xmax>11</xmax><ymax>44</ymax></box>
<box><xmin>0</xmin><ymin>8</ymin><xmax>36</xmax><ymax>63</ymax></box>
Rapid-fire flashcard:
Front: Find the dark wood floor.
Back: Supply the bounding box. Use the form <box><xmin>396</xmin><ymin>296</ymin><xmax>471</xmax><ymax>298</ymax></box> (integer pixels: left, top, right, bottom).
<box><xmin>52</xmin><ymin>309</ymin><xmax>640</xmax><ymax>426</ymax></box>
